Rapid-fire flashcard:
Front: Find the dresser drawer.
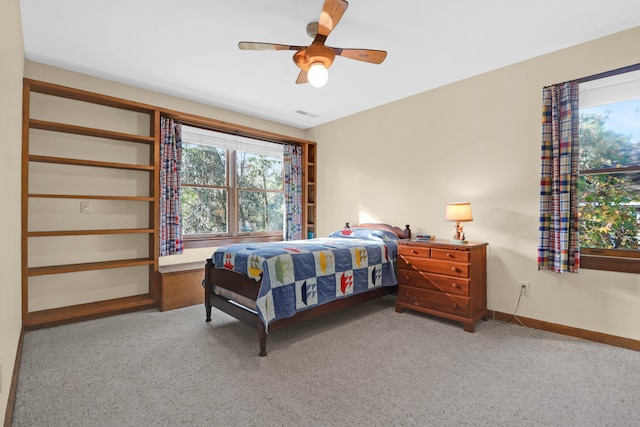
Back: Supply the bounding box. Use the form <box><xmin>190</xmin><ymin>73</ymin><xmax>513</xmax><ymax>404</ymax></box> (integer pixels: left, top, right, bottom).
<box><xmin>400</xmin><ymin>255</ymin><xmax>469</xmax><ymax>278</ymax></box>
<box><xmin>431</xmin><ymin>248</ymin><xmax>469</xmax><ymax>262</ymax></box>
<box><xmin>398</xmin><ymin>286</ymin><xmax>469</xmax><ymax>317</ymax></box>
<box><xmin>398</xmin><ymin>245</ymin><xmax>431</xmax><ymax>258</ymax></box>
<box><xmin>397</xmin><ymin>269</ymin><xmax>469</xmax><ymax>296</ymax></box>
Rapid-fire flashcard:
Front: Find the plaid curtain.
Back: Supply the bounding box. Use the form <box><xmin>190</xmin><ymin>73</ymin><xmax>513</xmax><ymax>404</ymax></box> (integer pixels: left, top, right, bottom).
<box><xmin>159</xmin><ymin>117</ymin><xmax>183</xmax><ymax>256</ymax></box>
<box><xmin>538</xmin><ymin>82</ymin><xmax>580</xmax><ymax>273</ymax></box>
<box><xmin>283</xmin><ymin>144</ymin><xmax>303</xmax><ymax>240</ymax></box>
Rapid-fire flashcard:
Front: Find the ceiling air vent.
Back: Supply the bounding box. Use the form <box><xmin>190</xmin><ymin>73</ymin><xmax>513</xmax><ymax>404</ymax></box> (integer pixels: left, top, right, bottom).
<box><xmin>295</xmin><ymin>110</ymin><xmax>319</xmax><ymax>118</ymax></box>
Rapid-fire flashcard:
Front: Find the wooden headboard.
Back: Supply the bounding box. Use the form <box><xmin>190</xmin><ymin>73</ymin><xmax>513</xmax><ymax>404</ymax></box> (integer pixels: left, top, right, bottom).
<box><xmin>347</xmin><ymin>222</ymin><xmax>411</xmax><ymax>239</ymax></box>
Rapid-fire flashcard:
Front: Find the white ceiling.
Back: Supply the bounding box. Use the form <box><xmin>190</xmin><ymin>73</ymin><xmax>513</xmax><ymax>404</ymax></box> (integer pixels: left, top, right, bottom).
<box><xmin>19</xmin><ymin>0</ymin><xmax>640</xmax><ymax>130</ymax></box>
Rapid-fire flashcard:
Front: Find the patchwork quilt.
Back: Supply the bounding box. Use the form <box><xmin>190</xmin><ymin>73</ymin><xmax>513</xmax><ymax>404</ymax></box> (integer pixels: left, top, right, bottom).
<box><xmin>213</xmin><ymin>233</ymin><xmax>399</xmax><ymax>330</ymax></box>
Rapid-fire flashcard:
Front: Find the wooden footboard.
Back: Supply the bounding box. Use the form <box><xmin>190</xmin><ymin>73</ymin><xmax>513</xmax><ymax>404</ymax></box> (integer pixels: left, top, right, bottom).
<box><xmin>204</xmin><ymin>260</ymin><xmax>397</xmax><ymax>356</ymax></box>
<box><xmin>204</xmin><ymin>261</ymin><xmax>266</xmax><ymax>354</ymax></box>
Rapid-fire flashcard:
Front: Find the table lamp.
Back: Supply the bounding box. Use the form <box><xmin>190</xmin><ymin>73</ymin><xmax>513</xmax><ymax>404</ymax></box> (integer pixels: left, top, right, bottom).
<box><xmin>445</xmin><ymin>202</ymin><xmax>473</xmax><ymax>242</ymax></box>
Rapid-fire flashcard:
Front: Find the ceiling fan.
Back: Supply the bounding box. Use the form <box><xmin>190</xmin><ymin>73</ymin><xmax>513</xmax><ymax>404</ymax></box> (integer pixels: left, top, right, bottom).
<box><xmin>238</xmin><ymin>0</ymin><xmax>387</xmax><ymax>87</ymax></box>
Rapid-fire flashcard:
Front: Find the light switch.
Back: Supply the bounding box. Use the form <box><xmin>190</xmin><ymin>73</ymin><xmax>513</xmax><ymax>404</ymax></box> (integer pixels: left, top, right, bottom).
<box><xmin>80</xmin><ymin>201</ymin><xmax>92</xmax><ymax>214</ymax></box>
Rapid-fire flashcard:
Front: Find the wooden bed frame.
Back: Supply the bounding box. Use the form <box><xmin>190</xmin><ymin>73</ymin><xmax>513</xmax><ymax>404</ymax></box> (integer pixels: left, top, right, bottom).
<box><xmin>204</xmin><ymin>223</ymin><xmax>411</xmax><ymax>356</ymax></box>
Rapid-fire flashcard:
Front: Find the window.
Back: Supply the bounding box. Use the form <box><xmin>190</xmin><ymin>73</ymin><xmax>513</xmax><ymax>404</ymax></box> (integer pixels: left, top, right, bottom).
<box><xmin>578</xmin><ymin>66</ymin><xmax>640</xmax><ymax>272</ymax></box>
<box><xmin>180</xmin><ymin>125</ymin><xmax>284</xmax><ymax>247</ymax></box>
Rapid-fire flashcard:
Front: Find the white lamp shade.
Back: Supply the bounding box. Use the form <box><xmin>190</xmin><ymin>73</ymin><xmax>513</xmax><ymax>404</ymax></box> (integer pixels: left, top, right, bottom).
<box><xmin>308</xmin><ymin>62</ymin><xmax>328</xmax><ymax>88</ymax></box>
<box><xmin>445</xmin><ymin>202</ymin><xmax>473</xmax><ymax>222</ymax></box>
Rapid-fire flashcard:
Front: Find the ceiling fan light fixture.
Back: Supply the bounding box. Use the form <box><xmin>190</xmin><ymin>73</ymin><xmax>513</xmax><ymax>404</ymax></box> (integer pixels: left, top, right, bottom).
<box><xmin>238</xmin><ymin>0</ymin><xmax>386</xmax><ymax>86</ymax></box>
<box><xmin>308</xmin><ymin>62</ymin><xmax>328</xmax><ymax>88</ymax></box>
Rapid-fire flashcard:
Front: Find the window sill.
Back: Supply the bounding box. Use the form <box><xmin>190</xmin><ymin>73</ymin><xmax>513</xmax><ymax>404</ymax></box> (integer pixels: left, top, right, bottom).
<box><xmin>183</xmin><ymin>233</ymin><xmax>284</xmax><ymax>249</ymax></box>
<box><xmin>580</xmin><ymin>254</ymin><xmax>640</xmax><ymax>274</ymax></box>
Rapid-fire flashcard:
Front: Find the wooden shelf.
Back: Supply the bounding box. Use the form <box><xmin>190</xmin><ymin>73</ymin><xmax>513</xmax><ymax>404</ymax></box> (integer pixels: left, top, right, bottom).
<box><xmin>29</xmin><ymin>154</ymin><xmax>154</xmax><ymax>171</ymax></box>
<box><xmin>29</xmin><ymin>119</ymin><xmax>155</xmax><ymax>144</ymax></box>
<box><xmin>26</xmin><ymin>78</ymin><xmax>157</xmax><ymax>115</ymax></box>
<box><xmin>29</xmin><ymin>193</ymin><xmax>155</xmax><ymax>201</ymax></box>
<box><xmin>28</xmin><ymin>258</ymin><xmax>154</xmax><ymax>276</ymax></box>
<box><xmin>25</xmin><ymin>294</ymin><xmax>157</xmax><ymax>329</ymax></box>
<box><xmin>28</xmin><ymin>228</ymin><xmax>154</xmax><ymax>237</ymax></box>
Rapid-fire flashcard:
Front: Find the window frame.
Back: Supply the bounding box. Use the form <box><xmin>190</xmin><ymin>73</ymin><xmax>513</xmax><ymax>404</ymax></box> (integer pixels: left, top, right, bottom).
<box><xmin>576</xmin><ymin>63</ymin><xmax>640</xmax><ymax>273</ymax></box>
<box><xmin>160</xmin><ymin>110</ymin><xmax>311</xmax><ymax>249</ymax></box>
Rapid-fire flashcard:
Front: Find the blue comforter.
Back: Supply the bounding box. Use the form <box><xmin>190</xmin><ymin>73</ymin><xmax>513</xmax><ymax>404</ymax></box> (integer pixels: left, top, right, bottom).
<box><xmin>213</xmin><ymin>232</ymin><xmax>398</xmax><ymax>329</ymax></box>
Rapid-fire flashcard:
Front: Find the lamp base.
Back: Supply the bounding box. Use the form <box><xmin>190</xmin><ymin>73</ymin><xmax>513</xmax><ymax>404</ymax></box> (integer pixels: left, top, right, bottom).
<box><xmin>453</xmin><ymin>222</ymin><xmax>466</xmax><ymax>242</ymax></box>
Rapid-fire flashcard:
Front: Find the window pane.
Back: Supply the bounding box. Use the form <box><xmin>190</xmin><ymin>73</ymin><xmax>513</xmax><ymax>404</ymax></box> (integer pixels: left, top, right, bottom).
<box><xmin>181</xmin><ymin>142</ymin><xmax>226</xmax><ymax>186</ymax></box>
<box><xmin>181</xmin><ymin>187</ymin><xmax>227</xmax><ymax>235</ymax></box>
<box><xmin>578</xmin><ymin>171</ymin><xmax>640</xmax><ymax>250</ymax></box>
<box><xmin>238</xmin><ymin>191</ymin><xmax>284</xmax><ymax>232</ymax></box>
<box><xmin>580</xmin><ymin>99</ymin><xmax>640</xmax><ymax>171</ymax></box>
<box><xmin>236</xmin><ymin>152</ymin><xmax>283</xmax><ymax>190</ymax></box>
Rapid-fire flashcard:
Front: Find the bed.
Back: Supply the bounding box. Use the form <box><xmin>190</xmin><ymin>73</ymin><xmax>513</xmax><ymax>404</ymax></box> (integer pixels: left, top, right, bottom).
<box><xmin>204</xmin><ymin>223</ymin><xmax>411</xmax><ymax>356</ymax></box>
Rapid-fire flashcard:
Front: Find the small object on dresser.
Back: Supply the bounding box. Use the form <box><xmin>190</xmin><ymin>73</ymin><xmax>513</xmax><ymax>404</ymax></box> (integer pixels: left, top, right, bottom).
<box><xmin>415</xmin><ymin>234</ymin><xmax>435</xmax><ymax>241</ymax></box>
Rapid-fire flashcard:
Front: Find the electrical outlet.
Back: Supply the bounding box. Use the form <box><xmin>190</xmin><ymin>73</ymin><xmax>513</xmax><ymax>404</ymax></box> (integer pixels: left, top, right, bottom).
<box><xmin>519</xmin><ymin>281</ymin><xmax>530</xmax><ymax>297</ymax></box>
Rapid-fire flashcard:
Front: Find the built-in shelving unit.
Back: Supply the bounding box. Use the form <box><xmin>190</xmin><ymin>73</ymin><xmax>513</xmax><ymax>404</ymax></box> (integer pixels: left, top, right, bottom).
<box><xmin>303</xmin><ymin>143</ymin><xmax>316</xmax><ymax>238</ymax></box>
<box><xmin>22</xmin><ymin>79</ymin><xmax>318</xmax><ymax>328</ymax></box>
<box><xmin>22</xmin><ymin>79</ymin><xmax>159</xmax><ymax>328</ymax></box>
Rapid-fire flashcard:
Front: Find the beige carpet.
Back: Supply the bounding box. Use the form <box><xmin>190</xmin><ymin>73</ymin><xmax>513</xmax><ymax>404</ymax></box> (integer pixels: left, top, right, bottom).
<box><xmin>12</xmin><ymin>296</ymin><xmax>640</xmax><ymax>426</ymax></box>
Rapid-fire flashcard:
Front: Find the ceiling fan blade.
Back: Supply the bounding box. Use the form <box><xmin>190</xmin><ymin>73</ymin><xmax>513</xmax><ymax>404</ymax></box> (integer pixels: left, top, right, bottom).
<box><xmin>332</xmin><ymin>48</ymin><xmax>387</xmax><ymax>64</ymax></box>
<box><xmin>238</xmin><ymin>42</ymin><xmax>304</xmax><ymax>51</ymax></box>
<box><xmin>296</xmin><ymin>70</ymin><xmax>309</xmax><ymax>84</ymax></box>
<box><xmin>317</xmin><ymin>0</ymin><xmax>349</xmax><ymax>40</ymax></box>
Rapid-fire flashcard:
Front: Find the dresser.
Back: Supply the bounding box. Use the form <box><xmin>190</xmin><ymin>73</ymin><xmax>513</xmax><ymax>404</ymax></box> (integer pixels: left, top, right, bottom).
<box><xmin>395</xmin><ymin>239</ymin><xmax>488</xmax><ymax>332</ymax></box>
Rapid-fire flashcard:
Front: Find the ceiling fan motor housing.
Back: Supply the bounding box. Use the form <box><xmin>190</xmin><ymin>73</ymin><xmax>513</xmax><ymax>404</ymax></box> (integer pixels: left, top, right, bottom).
<box><xmin>293</xmin><ymin>43</ymin><xmax>335</xmax><ymax>71</ymax></box>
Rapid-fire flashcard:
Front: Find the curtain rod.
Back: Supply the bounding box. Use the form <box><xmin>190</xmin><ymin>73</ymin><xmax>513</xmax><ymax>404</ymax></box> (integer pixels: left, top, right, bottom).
<box><xmin>545</xmin><ymin>62</ymin><xmax>640</xmax><ymax>88</ymax></box>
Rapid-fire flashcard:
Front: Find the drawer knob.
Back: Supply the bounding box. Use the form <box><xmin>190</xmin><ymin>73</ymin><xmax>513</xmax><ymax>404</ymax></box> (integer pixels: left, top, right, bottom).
<box><xmin>451</xmin><ymin>267</ymin><xmax>458</xmax><ymax>272</ymax></box>
<box><xmin>446</xmin><ymin>253</ymin><xmax>453</xmax><ymax>258</ymax></box>
<box><xmin>452</xmin><ymin>302</ymin><xmax>458</xmax><ymax>308</ymax></box>
<box><xmin>404</xmin><ymin>275</ymin><xmax>411</xmax><ymax>281</ymax></box>
<box><xmin>452</xmin><ymin>283</ymin><xmax>458</xmax><ymax>288</ymax></box>
<box><xmin>411</xmin><ymin>249</ymin><xmax>418</xmax><ymax>254</ymax></box>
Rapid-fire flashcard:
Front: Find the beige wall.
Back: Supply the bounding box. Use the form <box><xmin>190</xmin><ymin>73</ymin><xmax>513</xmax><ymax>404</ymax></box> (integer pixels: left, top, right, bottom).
<box><xmin>0</xmin><ymin>0</ymin><xmax>24</xmax><ymax>420</ymax></box>
<box><xmin>308</xmin><ymin>26</ymin><xmax>640</xmax><ymax>341</ymax></box>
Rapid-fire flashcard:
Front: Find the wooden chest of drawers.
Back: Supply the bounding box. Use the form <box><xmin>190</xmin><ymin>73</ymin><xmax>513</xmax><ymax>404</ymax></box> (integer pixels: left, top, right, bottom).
<box><xmin>395</xmin><ymin>239</ymin><xmax>488</xmax><ymax>332</ymax></box>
